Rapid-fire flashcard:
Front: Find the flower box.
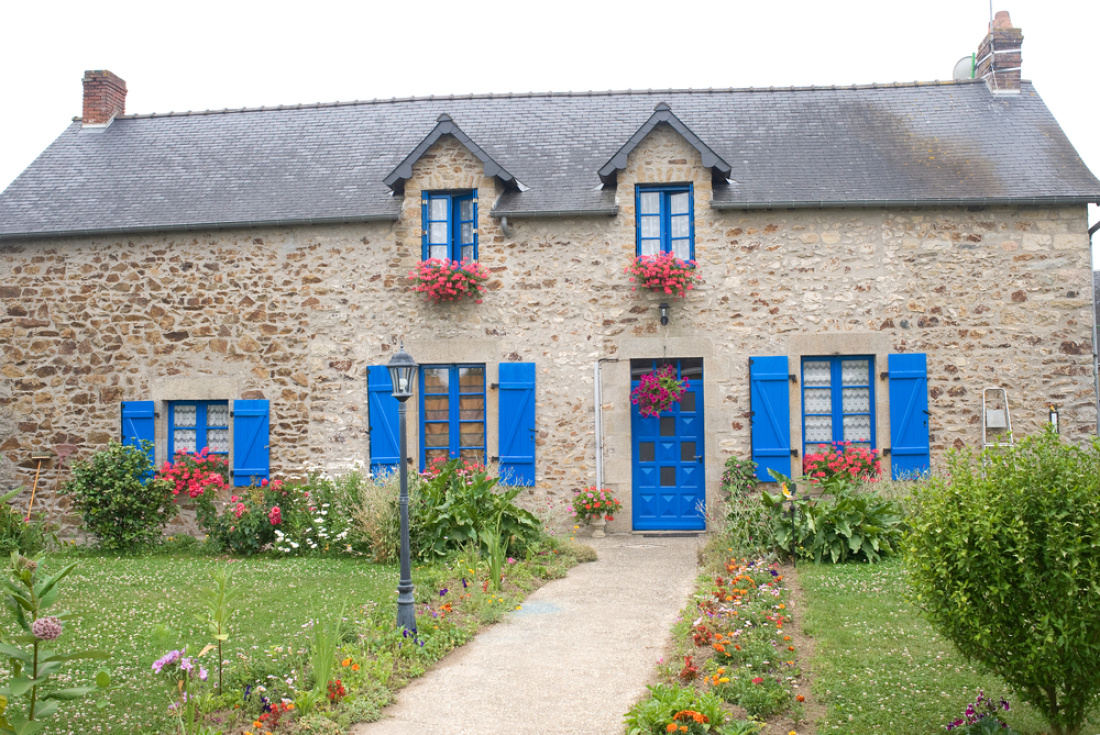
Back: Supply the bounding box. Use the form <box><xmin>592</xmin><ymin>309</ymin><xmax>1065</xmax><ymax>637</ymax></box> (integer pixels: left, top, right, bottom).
<box><xmin>625</xmin><ymin>252</ymin><xmax>698</xmax><ymax>298</ymax></box>
<box><xmin>408</xmin><ymin>258</ymin><xmax>490</xmax><ymax>303</ymax></box>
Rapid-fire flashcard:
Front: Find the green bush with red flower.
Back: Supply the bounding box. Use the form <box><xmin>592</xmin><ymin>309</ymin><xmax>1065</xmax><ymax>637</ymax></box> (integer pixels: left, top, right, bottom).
<box><xmin>625</xmin><ymin>252</ymin><xmax>699</xmax><ymax>298</ymax></box>
<box><xmin>570</xmin><ymin>486</ymin><xmax>622</xmax><ymax>524</ymax></box>
<box><xmin>155</xmin><ymin>447</ymin><xmax>229</xmax><ymax>530</ymax></box>
<box><xmin>408</xmin><ymin>258</ymin><xmax>490</xmax><ymax>303</ymax></box>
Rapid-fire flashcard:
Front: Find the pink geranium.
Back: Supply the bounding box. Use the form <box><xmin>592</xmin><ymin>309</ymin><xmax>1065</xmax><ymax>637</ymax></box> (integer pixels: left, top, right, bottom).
<box><xmin>624</xmin><ymin>252</ymin><xmax>698</xmax><ymax>298</ymax></box>
<box><xmin>408</xmin><ymin>258</ymin><xmax>490</xmax><ymax>303</ymax></box>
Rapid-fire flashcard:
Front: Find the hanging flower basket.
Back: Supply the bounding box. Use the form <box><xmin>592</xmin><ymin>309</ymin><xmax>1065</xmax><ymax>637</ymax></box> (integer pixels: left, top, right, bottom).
<box><xmin>408</xmin><ymin>258</ymin><xmax>490</xmax><ymax>303</ymax></box>
<box><xmin>625</xmin><ymin>252</ymin><xmax>698</xmax><ymax>298</ymax></box>
<box><xmin>631</xmin><ymin>364</ymin><xmax>689</xmax><ymax>417</ymax></box>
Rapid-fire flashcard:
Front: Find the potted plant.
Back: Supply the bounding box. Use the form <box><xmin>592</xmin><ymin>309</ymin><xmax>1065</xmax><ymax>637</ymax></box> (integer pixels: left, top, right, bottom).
<box><xmin>571</xmin><ymin>486</ymin><xmax>622</xmax><ymax>538</ymax></box>
<box><xmin>625</xmin><ymin>252</ymin><xmax>698</xmax><ymax>298</ymax></box>
<box><xmin>631</xmin><ymin>364</ymin><xmax>689</xmax><ymax>418</ymax></box>
<box><xmin>408</xmin><ymin>258</ymin><xmax>490</xmax><ymax>303</ymax></box>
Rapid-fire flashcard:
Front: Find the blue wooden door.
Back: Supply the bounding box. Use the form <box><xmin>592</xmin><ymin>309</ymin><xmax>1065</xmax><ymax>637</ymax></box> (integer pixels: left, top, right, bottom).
<box><xmin>631</xmin><ymin>358</ymin><xmax>705</xmax><ymax>530</ymax></box>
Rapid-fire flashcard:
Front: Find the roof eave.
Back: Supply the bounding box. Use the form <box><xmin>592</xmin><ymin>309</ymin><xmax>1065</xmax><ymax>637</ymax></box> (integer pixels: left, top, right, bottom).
<box><xmin>0</xmin><ymin>213</ymin><xmax>399</xmax><ymax>242</ymax></box>
<box><xmin>711</xmin><ymin>196</ymin><xmax>1100</xmax><ymax>210</ymax></box>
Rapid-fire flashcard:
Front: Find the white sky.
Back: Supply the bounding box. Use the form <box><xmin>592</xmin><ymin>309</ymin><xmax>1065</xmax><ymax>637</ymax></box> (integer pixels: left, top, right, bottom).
<box><xmin>2</xmin><ymin>0</ymin><xmax>1097</xmax><ymax>258</ymax></box>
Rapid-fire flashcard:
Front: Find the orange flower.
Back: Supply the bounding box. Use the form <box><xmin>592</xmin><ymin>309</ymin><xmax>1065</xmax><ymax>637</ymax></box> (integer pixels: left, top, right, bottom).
<box><xmin>788</xmin><ymin>646</ymin><xmax>795</xmax><ymax>651</ymax></box>
<box><xmin>797</xmin><ymin>694</ymin><xmax>805</xmax><ymax>702</ymax></box>
<box><xmin>352</xmin><ymin>663</ymin><xmax>360</xmax><ymax>671</ymax></box>
<box><xmin>666</xmin><ymin>724</ymin><xmax>677</xmax><ymax>733</ymax></box>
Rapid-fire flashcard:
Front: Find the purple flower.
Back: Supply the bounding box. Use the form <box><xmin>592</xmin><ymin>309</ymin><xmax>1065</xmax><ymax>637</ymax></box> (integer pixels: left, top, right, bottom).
<box><xmin>31</xmin><ymin>616</ymin><xmax>63</xmax><ymax>641</ymax></box>
<box><xmin>439</xmin><ymin>588</ymin><xmax>448</xmax><ymax>597</ymax></box>
<box><xmin>152</xmin><ymin>649</ymin><xmax>184</xmax><ymax>674</ymax></box>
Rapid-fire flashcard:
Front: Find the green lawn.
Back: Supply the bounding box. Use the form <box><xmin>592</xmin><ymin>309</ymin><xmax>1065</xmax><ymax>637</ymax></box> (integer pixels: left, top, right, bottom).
<box><xmin>28</xmin><ymin>553</ymin><xmax>398</xmax><ymax>735</ymax></box>
<box><xmin>799</xmin><ymin>557</ymin><xmax>1054</xmax><ymax>735</ymax></box>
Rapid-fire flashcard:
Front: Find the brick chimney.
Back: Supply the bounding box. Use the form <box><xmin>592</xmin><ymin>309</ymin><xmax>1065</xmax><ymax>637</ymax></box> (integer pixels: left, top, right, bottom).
<box><xmin>82</xmin><ymin>70</ymin><xmax>127</xmax><ymax>126</ymax></box>
<box><xmin>975</xmin><ymin>11</ymin><xmax>1023</xmax><ymax>94</ymax></box>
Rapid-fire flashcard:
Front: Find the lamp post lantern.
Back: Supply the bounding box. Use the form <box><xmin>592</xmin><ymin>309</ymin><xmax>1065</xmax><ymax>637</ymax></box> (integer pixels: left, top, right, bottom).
<box><xmin>387</xmin><ymin>346</ymin><xmax>418</xmax><ymax>633</ymax></box>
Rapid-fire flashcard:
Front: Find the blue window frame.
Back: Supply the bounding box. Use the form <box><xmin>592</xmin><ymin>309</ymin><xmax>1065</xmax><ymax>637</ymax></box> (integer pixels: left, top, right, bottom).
<box><xmin>422</xmin><ymin>191</ymin><xmax>478</xmax><ymax>261</ymax></box>
<box><xmin>420</xmin><ymin>364</ymin><xmax>486</xmax><ymax>468</ymax></box>
<box><xmin>636</xmin><ymin>184</ymin><xmax>693</xmax><ymax>260</ymax></box>
<box><xmin>801</xmin><ymin>356</ymin><xmax>875</xmax><ymax>456</ymax></box>
<box><xmin>168</xmin><ymin>401</ymin><xmax>230</xmax><ymax>457</ymax></box>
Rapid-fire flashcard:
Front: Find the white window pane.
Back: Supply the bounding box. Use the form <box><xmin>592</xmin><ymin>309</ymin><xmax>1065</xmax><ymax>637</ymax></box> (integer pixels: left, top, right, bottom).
<box><xmin>671</xmin><ymin>192</ymin><xmax>689</xmax><ymax>215</ymax></box>
<box><xmin>803</xmin><ymin>361</ymin><xmax>831</xmax><ymax>387</ymax></box>
<box><xmin>640</xmin><ymin>192</ymin><xmax>660</xmax><ymax>214</ymax></box>
<box><xmin>174</xmin><ymin>429</ymin><xmax>197</xmax><ymax>453</ymax></box>
<box><xmin>671</xmin><ymin>215</ymin><xmax>690</xmax><ymax>238</ymax></box>
<box><xmin>207</xmin><ymin>428</ymin><xmax>229</xmax><ymax>453</ymax></box>
<box><xmin>842</xmin><ymin>359</ymin><xmax>870</xmax><ymax>385</ymax></box>
<box><xmin>672</xmin><ymin>240</ymin><xmax>690</xmax><ymax>260</ymax></box>
<box><xmin>429</xmin><ymin>198</ymin><xmax>447</xmax><ymax>219</ymax></box>
<box><xmin>842</xmin><ymin>387</ymin><xmax>870</xmax><ymax>413</ymax></box>
<box><xmin>429</xmin><ymin>222</ymin><xmax>448</xmax><ymax>244</ymax></box>
<box><xmin>640</xmin><ymin>240</ymin><xmax>660</xmax><ymax>256</ymax></box>
<box><xmin>174</xmin><ymin>405</ymin><xmax>197</xmax><ymax>427</ymax></box>
<box><xmin>461</xmin><ymin>222</ymin><xmax>474</xmax><ymax>244</ymax></box>
<box><xmin>804</xmin><ymin>388</ymin><xmax>832</xmax><ymax>413</ymax></box>
<box><xmin>461</xmin><ymin>244</ymin><xmax>474</xmax><ymax>261</ymax></box>
<box><xmin>429</xmin><ymin>244</ymin><xmax>447</xmax><ymax>260</ymax></box>
<box><xmin>207</xmin><ymin>403</ymin><xmax>229</xmax><ymax>426</ymax></box>
<box><xmin>843</xmin><ymin>415</ymin><xmax>872</xmax><ymax>443</ymax></box>
<box><xmin>460</xmin><ymin>199</ymin><xmax>473</xmax><ymax>221</ymax></box>
<box><xmin>641</xmin><ymin>217</ymin><xmax>660</xmax><ymax>239</ymax></box>
<box><xmin>804</xmin><ymin>415</ymin><xmax>833</xmax><ymax>443</ymax></box>
<box><xmin>423</xmin><ymin>368</ymin><xmax>449</xmax><ymax>392</ymax></box>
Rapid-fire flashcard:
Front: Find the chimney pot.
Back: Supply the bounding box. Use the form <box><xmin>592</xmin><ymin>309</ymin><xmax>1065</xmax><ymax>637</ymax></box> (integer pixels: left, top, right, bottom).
<box><xmin>82</xmin><ymin>70</ymin><xmax>127</xmax><ymax>126</ymax></box>
<box><xmin>992</xmin><ymin>10</ymin><xmax>1013</xmax><ymax>30</ymax></box>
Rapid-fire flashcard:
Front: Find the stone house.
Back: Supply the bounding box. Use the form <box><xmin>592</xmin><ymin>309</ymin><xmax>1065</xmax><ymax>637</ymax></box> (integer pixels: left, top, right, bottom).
<box><xmin>2</xmin><ymin>12</ymin><xmax>1099</xmax><ymax>534</ymax></box>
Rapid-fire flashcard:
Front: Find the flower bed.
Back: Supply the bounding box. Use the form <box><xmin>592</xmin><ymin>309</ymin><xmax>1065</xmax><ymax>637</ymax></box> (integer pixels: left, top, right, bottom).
<box><xmin>408</xmin><ymin>258</ymin><xmax>490</xmax><ymax>302</ymax></box>
<box><xmin>625</xmin><ymin>252</ymin><xmax>698</xmax><ymax>298</ymax></box>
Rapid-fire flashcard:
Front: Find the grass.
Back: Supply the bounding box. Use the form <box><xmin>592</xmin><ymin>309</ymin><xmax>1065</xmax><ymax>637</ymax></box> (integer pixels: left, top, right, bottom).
<box><xmin>798</xmin><ymin>556</ymin><xmax>1053</xmax><ymax>735</ymax></box>
<box><xmin>16</xmin><ymin>542</ymin><xmax>583</xmax><ymax>735</ymax></box>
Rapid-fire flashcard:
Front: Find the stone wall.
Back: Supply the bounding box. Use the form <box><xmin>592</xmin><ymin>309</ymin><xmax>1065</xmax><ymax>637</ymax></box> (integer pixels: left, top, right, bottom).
<box><xmin>1</xmin><ymin>125</ymin><xmax>1094</xmax><ymax>534</ymax></box>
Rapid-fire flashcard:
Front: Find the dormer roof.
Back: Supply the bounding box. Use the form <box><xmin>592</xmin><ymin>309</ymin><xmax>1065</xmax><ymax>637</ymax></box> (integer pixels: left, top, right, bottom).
<box><xmin>598</xmin><ymin>102</ymin><xmax>732</xmax><ymax>186</ymax></box>
<box><xmin>383</xmin><ymin>113</ymin><xmax>516</xmax><ymax>192</ymax></box>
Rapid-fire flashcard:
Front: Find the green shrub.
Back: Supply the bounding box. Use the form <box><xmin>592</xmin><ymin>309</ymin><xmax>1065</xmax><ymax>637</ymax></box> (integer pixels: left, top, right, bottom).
<box><xmin>716</xmin><ymin>489</ymin><xmax>775</xmax><ymax>559</ymax></box>
<box><xmin>412</xmin><ymin>459</ymin><xmax>542</xmax><ymax>560</ymax></box>
<box><xmin>624</xmin><ymin>683</ymin><xmax>753</xmax><ymax>735</ymax></box>
<box><xmin>720</xmin><ymin>455</ymin><xmax>758</xmax><ymax>495</ymax></box>
<box><xmin>341</xmin><ymin>470</ymin><xmax>405</xmax><ymax>562</ymax></box>
<box><xmin>905</xmin><ymin>430</ymin><xmax>1100</xmax><ymax>735</ymax></box>
<box><xmin>0</xmin><ymin>488</ymin><xmax>54</xmax><ymax>556</ymax></box>
<box><xmin>60</xmin><ymin>440</ymin><xmax>177</xmax><ymax>551</ymax></box>
<box><xmin>763</xmin><ymin>478</ymin><xmax>904</xmax><ymax>563</ymax></box>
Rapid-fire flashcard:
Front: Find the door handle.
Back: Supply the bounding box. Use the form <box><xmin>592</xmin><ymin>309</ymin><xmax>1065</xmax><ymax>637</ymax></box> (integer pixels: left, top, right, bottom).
<box><xmin>694</xmin><ymin>455</ymin><xmax>703</xmax><ymax>462</ymax></box>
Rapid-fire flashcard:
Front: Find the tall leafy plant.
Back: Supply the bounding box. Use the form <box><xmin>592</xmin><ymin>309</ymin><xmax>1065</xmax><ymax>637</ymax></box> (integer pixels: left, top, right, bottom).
<box><xmin>0</xmin><ymin>553</ymin><xmax>112</xmax><ymax>734</ymax></box>
<box><xmin>194</xmin><ymin>566</ymin><xmax>238</xmax><ymax>692</ymax></box>
<box><xmin>906</xmin><ymin>430</ymin><xmax>1100</xmax><ymax>735</ymax></box>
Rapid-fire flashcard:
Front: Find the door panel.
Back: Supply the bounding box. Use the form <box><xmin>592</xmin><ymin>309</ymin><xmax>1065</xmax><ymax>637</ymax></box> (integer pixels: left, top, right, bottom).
<box><xmin>631</xmin><ymin>359</ymin><xmax>705</xmax><ymax>530</ymax></box>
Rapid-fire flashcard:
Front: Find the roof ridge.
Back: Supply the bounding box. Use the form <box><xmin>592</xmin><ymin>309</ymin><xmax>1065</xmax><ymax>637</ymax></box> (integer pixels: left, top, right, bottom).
<box><xmin>114</xmin><ymin>78</ymin><xmax>993</xmax><ymax>120</ymax></box>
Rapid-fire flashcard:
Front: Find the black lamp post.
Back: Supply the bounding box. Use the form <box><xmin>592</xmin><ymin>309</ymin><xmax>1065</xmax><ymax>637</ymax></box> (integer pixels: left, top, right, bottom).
<box><xmin>387</xmin><ymin>346</ymin><xmax>418</xmax><ymax>633</ymax></box>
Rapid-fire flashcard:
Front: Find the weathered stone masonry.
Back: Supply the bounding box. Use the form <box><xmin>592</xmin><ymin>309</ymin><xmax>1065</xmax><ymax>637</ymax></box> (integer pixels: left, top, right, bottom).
<box><xmin>1</xmin><ymin>126</ymin><xmax>1094</xmax><ymax>531</ymax></box>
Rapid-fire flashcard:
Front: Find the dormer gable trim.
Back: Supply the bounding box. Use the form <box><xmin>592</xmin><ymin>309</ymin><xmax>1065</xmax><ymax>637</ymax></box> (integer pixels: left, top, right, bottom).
<box><xmin>598</xmin><ymin>102</ymin><xmax>732</xmax><ymax>186</ymax></box>
<box><xmin>383</xmin><ymin>113</ymin><xmax>517</xmax><ymax>192</ymax></box>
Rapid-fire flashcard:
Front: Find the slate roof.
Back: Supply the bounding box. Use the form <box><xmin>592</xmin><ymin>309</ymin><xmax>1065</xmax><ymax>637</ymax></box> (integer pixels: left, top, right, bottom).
<box><xmin>2</xmin><ymin>79</ymin><xmax>1099</xmax><ymax>239</ymax></box>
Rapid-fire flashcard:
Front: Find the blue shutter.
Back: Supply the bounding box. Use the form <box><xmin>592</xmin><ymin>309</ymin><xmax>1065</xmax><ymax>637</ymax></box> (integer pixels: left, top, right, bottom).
<box><xmin>471</xmin><ymin>191</ymin><xmax>479</xmax><ymax>261</ymax></box>
<box><xmin>498</xmin><ymin>362</ymin><xmax>536</xmax><ymax>486</ymax></box>
<box><xmin>232</xmin><ymin>400</ymin><xmax>270</xmax><ymax>487</ymax></box>
<box><xmin>749</xmin><ymin>356</ymin><xmax>791</xmax><ymax>482</ymax></box>
<box><xmin>121</xmin><ymin>401</ymin><xmax>156</xmax><ymax>473</ymax></box>
<box><xmin>888</xmin><ymin>353</ymin><xmax>930</xmax><ymax>479</ymax></box>
<box><xmin>421</xmin><ymin>196</ymin><xmax>428</xmax><ymax>259</ymax></box>
<box><xmin>368</xmin><ymin>366</ymin><xmax>401</xmax><ymax>476</ymax></box>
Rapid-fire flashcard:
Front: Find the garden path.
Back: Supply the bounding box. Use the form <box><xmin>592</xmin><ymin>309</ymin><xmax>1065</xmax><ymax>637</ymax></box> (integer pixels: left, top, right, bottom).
<box><xmin>350</xmin><ymin>533</ymin><xmax>702</xmax><ymax>735</ymax></box>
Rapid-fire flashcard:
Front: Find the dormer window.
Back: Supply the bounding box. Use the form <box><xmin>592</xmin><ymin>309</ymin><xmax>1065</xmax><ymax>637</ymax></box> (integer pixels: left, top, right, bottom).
<box><xmin>423</xmin><ymin>191</ymin><xmax>478</xmax><ymax>261</ymax></box>
<box><xmin>636</xmin><ymin>184</ymin><xmax>693</xmax><ymax>260</ymax></box>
